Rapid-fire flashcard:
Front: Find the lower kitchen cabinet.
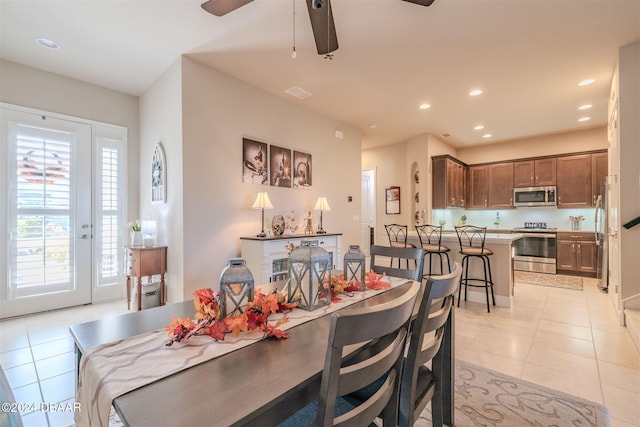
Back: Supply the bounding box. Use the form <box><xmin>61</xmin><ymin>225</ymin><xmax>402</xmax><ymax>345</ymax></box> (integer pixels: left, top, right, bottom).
<box><xmin>240</xmin><ymin>233</ymin><xmax>342</xmax><ymax>284</ymax></box>
<box><xmin>556</xmin><ymin>232</ymin><xmax>597</xmax><ymax>276</ymax></box>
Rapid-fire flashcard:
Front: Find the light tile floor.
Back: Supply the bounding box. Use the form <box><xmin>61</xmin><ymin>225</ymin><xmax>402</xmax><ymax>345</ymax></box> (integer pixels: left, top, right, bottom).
<box><xmin>1</xmin><ymin>277</ymin><xmax>638</xmax><ymax>427</ymax></box>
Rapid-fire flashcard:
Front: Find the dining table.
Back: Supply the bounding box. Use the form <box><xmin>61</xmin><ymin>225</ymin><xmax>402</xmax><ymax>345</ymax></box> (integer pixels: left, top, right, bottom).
<box><xmin>70</xmin><ymin>277</ymin><xmax>454</xmax><ymax>426</ymax></box>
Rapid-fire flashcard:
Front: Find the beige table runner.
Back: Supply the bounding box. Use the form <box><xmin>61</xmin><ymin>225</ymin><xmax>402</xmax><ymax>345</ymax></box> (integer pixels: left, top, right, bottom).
<box><xmin>75</xmin><ymin>277</ymin><xmax>409</xmax><ymax>426</ymax></box>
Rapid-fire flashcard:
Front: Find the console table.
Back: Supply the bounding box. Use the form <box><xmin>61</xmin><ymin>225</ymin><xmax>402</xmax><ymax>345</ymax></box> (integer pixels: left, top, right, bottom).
<box><xmin>125</xmin><ymin>246</ymin><xmax>167</xmax><ymax>310</ymax></box>
<box><xmin>240</xmin><ymin>233</ymin><xmax>342</xmax><ymax>284</ymax></box>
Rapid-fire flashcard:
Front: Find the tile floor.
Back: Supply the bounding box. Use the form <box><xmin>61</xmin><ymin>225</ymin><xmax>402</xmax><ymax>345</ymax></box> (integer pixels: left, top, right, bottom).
<box><xmin>1</xmin><ymin>277</ymin><xmax>639</xmax><ymax>427</ymax></box>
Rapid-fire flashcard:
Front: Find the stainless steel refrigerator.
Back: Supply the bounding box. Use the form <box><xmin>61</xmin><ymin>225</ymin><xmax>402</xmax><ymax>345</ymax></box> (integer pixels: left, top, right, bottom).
<box><xmin>595</xmin><ymin>179</ymin><xmax>608</xmax><ymax>291</ymax></box>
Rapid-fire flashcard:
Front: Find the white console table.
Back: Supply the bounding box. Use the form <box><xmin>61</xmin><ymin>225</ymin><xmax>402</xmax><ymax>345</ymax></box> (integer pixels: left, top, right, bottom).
<box><xmin>240</xmin><ymin>233</ymin><xmax>343</xmax><ymax>284</ymax></box>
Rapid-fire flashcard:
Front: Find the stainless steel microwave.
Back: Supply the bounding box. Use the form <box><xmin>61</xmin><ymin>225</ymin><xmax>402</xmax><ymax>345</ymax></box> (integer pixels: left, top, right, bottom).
<box><xmin>513</xmin><ymin>186</ymin><xmax>557</xmax><ymax>207</ymax></box>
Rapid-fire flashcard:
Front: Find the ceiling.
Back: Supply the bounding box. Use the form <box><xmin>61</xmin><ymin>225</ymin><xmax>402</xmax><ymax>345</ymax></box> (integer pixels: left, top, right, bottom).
<box><xmin>1</xmin><ymin>0</ymin><xmax>639</xmax><ymax>149</ymax></box>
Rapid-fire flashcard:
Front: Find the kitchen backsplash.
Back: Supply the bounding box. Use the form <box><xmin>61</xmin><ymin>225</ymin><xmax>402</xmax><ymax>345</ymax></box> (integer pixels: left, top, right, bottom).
<box><xmin>432</xmin><ymin>207</ymin><xmax>596</xmax><ymax>232</ymax></box>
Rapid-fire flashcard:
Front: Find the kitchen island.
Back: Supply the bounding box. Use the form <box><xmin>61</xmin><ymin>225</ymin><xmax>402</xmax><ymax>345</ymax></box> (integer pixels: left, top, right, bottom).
<box><xmin>408</xmin><ymin>231</ymin><xmax>522</xmax><ymax>308</ymax></box>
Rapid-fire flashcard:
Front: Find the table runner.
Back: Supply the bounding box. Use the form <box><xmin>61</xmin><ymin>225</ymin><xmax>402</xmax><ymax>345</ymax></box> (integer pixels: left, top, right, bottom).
<box><xmin>75</xmin><ymin>277</ymin><xmax>409</xmax><ymax>427</ymax></box>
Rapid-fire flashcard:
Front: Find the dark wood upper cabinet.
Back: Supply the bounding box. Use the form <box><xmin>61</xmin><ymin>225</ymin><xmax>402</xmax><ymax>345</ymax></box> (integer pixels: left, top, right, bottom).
<box><xmin>467</xmin><ymin>165</ymin><xmax>488</xmax><ymax>209</ymax></box>
<box><xmin>592</xmin><ymin>152</ymin><xmax>608</xmax><ymax>204</ymax></box>
<box><xmin>557</xmin><ymin>154</ymin><xmax>592</xmax><ymax>208</ymax></box>
<box><xmin>432</xmin><ymin>155</ymin><xmax>466</xmax><ymax>209</ymax></box>
<box><xmin>488</xmin><ymin>162</ymin><xmax>514</xmax><ymax>208</ymax></box>
<box><xmin>514</xmin><ymin>158</ymin><xmax>556</xmax><ymax>187</ymax></box>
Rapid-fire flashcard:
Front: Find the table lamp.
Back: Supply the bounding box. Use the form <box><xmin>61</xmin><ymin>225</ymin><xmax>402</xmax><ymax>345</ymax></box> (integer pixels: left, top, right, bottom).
<box><xmin>252</xmin><ymin>192</ymin><xmax>273</xmax><ymax>238</ymax></box>
<box><xmin>313</xmin><ymin>196</ymin><xmax>331</xmax><ymax>234</ymax></box>
<box><xmin>141</xmin><ymin>219</ymin><xmax>157</xmax><ymax>247</ymax></box>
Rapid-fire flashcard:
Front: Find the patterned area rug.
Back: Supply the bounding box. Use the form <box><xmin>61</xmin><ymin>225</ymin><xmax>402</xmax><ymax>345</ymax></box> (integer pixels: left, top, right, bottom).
<box><xmin>416</xmin><ymin>359</ymin><xmax>610</xmax><ymax>427</ymax></box>
<box><xmin>514</xmin><ymin>271</ymin><xmax>583</xmax><ymax>290</ymax></box>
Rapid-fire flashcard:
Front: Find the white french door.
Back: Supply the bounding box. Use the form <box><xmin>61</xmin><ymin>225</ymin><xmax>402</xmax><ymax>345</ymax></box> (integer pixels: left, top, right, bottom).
<box><xmin>2</xmin><ymin>109</ymin><xmax>93</xmax><ymax>317</ymax></box>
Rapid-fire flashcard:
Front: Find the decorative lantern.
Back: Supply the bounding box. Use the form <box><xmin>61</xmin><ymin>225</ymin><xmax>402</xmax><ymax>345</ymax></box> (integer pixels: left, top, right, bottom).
<box><xmin>287</xmin><ymin>240</ymin><xmax>332</xmax><ymax>311</ymax></box>
<box><xmin>344</xmin><ymin>245</ymin><xmax>366</xmax><ymax>291</ymax></box>
<box><xmin>219</xmin><ymin>258</ymin><xmax>255</xmax><ymax>317</ymax></box>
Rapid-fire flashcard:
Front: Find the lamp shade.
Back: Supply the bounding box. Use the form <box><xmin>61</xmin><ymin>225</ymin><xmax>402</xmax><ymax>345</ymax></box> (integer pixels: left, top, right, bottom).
<box><xmin>252</xmin><ymin>192</ymin><xmax>274</xmax><ymax>210</ymax></box>
<box><xmin>313</xmin><ymin>197</ymin><xmax>331</xmax><ymax>211</ymax></box>
<box><xmin>141</xmin><ymin>220</ymin><xmax>157</xmax><ymax>235</ymax></box>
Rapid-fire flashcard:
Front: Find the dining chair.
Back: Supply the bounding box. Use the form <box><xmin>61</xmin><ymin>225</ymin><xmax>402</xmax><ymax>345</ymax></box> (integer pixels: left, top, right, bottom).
<box><xmin>384</xmin><ymin>224</ymin><xmax>417</xmax><ymax>268</ymax></box>
<box><xmin>278</xmin><ymin>280</ymin><xmax>421</xmax><ymax>427</ymax></box>
<box><xmin>455</xmin><ymin>225</ymin><xmax>495</xmax><ymax>312</ymax></box>
<box><xmin>344</xmin><ymin>263</ymin><xmax>462</xmax><ymax>427</ymax></box>
<box><xmin>415</xmin><ymin>224</ymin><xmax>451</xmax><ymax>278</ymax></box>
<box><xmin>399</xmin><ymin>262</ymin><xmax>462</xmax><ymax>427</ymax></box>
<box><xmin>369</xmin><ymin>244</ymin><xmax>425</xmax><ymax>283</ymax></box>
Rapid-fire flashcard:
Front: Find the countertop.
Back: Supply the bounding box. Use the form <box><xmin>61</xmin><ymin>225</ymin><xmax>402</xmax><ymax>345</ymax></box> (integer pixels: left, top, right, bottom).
<box><xmin>408</xmin><ymin>231</ymin><xmax>521</xmax><ymax>244</ymax></box>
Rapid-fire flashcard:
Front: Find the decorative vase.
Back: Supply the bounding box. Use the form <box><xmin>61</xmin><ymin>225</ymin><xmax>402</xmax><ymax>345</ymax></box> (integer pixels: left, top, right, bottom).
<box><xmin>131</xmin><ymin>231</ymin><xmax>143</xmax><ymax>246</ymax></box>
<box><xmin>272</xmin><ymin>215</ymin><xmax>285</xmax><ymax>236</ymax></box>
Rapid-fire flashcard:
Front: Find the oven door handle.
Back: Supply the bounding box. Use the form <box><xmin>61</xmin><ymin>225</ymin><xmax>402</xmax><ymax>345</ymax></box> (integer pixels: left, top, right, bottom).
<box><xmin>519</xmin><ymin>233</ymin><xmax>557</xmax><ymax>238</ymax></box>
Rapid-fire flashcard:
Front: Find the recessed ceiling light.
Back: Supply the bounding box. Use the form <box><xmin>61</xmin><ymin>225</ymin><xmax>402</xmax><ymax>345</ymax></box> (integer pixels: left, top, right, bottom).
<box><xmin>469</xmin><ymin>89</ymin><xmax>483</xmax><ymax>96</ymax></box>
<box><xmin>369</xmin><ymin>123</ymin><xmax>377</xmax><ymax>129</ymax></box>
<box><xmin>482</xmin><ymin>133</ymin><xmax>492</xmax><ymax>138</ymax></box>
<box><xmin>578</xmin><ymin>79</ymin><xmax>595</xmax><ymax>86</ymax></box>
<box><xmin>578</xmin><ymin>117</ymin><xmax>591</xmax><ymax>122</ymax></box>
<box><xmin>419</xmin><ymin>103</ymin><xmax>431</xmax><ymax>110</ymax></box>
<box><xmin>473</xmin><ymin>125</ymin><xmax>484</xmax><ymax>130</ymax></box>
<box><xmin>578</xmin><ymin>104</ymin><xmax>592</xmax><ymax>110</ymax></box>
<box><xmin>35</xmin><ymin>38</ymin><xmax>60</xmax><ymax>49</ymax></box>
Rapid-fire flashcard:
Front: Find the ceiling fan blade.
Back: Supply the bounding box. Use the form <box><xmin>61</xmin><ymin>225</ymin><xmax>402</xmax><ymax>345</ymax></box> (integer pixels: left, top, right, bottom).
<box><xmin>305</xmin><ymin>0</ymin><xmax>338</xmax><ymax>55</ymax></box>
<box><xmin>201</xmin><ymin>0</ymin><xmax>254</xmax><ymax>16</ymax></box>
<box><xmin>401</xmin><ymin>0</ymin><xmax>436</xmax><ymax>6</ymax></box>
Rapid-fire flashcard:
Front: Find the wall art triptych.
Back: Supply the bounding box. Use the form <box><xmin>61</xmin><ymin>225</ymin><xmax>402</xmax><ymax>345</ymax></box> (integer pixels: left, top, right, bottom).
<box><xmin>242</xmin><ymin>138</ymin><xmax>311</xmax><ymax>190</ymax></box>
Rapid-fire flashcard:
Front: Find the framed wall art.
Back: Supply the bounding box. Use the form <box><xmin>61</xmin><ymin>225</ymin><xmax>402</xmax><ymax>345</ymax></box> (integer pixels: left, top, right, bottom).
<box><xmin>242</xmin><ymin>138</ymin><xmax>268</xmax><ymax>185</ymax></box>
<box><xmin>269</xmin><ymin>145</ymin><xmax>292</xmax><ymax>188</ymax></box>
<box><xmin>385</xmin><ymin>186</ymin><xmax>400</xmax><ymax>214</ymax></box>
<box><xmin>293</xmin><ymin>150</ymin><xmax>312</xmax><ymax>190</ymax></box>
<box><xmin>151</xmin><ymin>143</ymin><xmax>166</xmax><ymax>204</ymax></box>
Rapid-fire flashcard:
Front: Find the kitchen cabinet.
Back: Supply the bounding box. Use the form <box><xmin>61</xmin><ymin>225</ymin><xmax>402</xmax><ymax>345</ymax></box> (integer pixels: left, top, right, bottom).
<box><xmin>557</xmin><ymin>154</ymin><xmax>592</xmax><ymax>208</ymax></box>
<box><xmin>514</xmin><ymin>158</ymin><xmax>556</xmax><ymax>187</ymax></box>
<box><xmin>557</xmin><ymin>152</ymin><xmax>607</xmax><ymax>208</ymax></box>
<box><xmin>240</xmin><ymin>234</ymin><xmax>342</xmax><ymax>284</ymax></box>
<box><xmin>556</xmin><ymin>232</ymin><xmax>597</xmax><ymax>276</ymax></box>
<box><xmin>592</xmin><ymin>151</ymin><xmax>608</xmax><ymax>204</ymax></box>
<box><xmin>467</xmin><ymin>162</ymin><xmax>513</xmax><ymax>209</ymax></box>
<box><xmin>432</xmin><ymin>155</ymin><xmax>466</xmax><ymax>208</ymax></box>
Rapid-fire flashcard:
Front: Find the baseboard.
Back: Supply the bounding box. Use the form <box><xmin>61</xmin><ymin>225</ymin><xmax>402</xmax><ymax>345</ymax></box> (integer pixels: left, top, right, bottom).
<box><xmin>624</xmin><ymin>308</ymin><xmax>640</xmax><ymax>352</ymax></box>
<box><xmin>457</xmin><ymin>289</ymin><xmax>512</xmax><ymax>308</ymax></box>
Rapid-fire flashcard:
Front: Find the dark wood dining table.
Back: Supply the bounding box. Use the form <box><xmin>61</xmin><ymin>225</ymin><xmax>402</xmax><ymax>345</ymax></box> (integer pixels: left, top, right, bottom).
<box><xmin>70</xmin><ymin>281</ymin><xmax>454</xmax><ymax>426</ymax></box>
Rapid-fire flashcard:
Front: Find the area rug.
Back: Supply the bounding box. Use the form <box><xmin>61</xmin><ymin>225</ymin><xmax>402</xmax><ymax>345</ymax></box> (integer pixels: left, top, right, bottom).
<box><xmin>514</xmin><ymin>271</ymin><xmax>583</xmax><ymax>290</ymax></box>
<box><xmin>415</xmin><ymin>359</ymin><xmax>610</xmax><ymax>427</ymax></box>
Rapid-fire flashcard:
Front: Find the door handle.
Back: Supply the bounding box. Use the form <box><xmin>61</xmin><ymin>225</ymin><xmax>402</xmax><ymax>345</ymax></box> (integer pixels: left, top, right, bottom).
<box><xmin>78</xmin><ymin>234</ymin><xmax>90</xmax><ymax>239</ymax></box>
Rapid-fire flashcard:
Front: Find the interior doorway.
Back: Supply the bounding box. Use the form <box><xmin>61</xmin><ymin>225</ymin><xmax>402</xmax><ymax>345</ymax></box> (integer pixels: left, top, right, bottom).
<box><xmin>361</xmin><ymin>169</ymin><xmax>376</xmax><ymax>256</ymax></box>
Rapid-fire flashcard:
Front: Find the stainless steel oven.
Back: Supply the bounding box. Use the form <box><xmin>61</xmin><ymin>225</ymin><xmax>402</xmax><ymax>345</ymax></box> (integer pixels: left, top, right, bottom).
<box><xmin>513</xmin><ymin>231</ymin><xmax>557</xmax><ymax>274</ymax></box>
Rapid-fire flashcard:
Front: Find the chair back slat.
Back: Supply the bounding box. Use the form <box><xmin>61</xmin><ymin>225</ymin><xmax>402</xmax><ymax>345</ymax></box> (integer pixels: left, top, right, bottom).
<box><xmin>385</xmin><ymin>224</ymin><xmax>409</xmax><ymax>245</ymax></box>
<box><xmin>317</xmin><ymin>280</ymin><xmax>421</xmax><ymax>427</ymax></box>
<box><xmin>369</xmin><ymin>245</ymin><xmax>425</xmax><ymax>282</ymax></box>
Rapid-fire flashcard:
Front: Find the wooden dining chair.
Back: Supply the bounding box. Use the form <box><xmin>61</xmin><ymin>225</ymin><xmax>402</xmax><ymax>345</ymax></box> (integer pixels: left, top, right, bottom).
<box><xmin>369</xmin><ymin>244</ymin><xmax>425</xmax><ymax>283</ymax></box>
<box><xmin>277</xmin><ymin>280</ymin><xmax>421</xmax><ymax>427</ymax></box>
<box><xmin>399</xmin><ymin>262</ymin><xmax>461</xmax><ymax>427</ymax></box>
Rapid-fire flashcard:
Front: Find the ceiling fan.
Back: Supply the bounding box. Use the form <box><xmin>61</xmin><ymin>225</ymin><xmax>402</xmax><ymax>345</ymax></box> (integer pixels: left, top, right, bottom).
<box><xmin>201</xmin><ymin>0</ymin><xmax>435</xmax><ymax>56</ymax></box>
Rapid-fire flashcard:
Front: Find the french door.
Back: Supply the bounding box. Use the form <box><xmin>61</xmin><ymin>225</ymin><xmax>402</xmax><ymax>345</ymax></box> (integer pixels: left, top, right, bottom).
<box><xmin>2</xmin><ymin>109</ymin><xmax>93</xmax><ymax>317</ymax></box>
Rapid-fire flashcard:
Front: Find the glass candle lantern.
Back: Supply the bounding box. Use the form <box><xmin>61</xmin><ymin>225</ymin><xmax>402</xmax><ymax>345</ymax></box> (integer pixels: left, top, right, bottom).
<box><xmin>287</xmin><ymin>240</ymin><xmax>332</xmax><ymax>311</ymax></box>
<box><xmin>219</xmin><ymin>258</ymin><xmax>255</xmax><ymax>317</ymax></box>
<box><xmin>344</xmin><ymin>244</ymin><xmax>366</xmax><ymax>291</ymax></box>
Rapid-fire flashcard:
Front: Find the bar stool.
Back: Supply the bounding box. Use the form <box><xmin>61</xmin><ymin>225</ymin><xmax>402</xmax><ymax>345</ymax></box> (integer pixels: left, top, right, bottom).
<box><xmin>384</xmin><ymin>224</ymin><xmax>416</xmax><ymax>269</ymax></box>
<box><xmin>455</xmin><ymin>225</ymin><xmax>495</xmax><ymax>312</ymax></box>
<box><xmin>415</xmin><ymin>224</ymin><xmax>451</xmax><ymax>279</ymax></box>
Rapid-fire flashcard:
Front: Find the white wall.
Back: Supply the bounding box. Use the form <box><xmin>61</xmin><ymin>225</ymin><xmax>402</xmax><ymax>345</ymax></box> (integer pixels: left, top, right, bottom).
<box><xmin>138</xmin><ymin>59</ymin><xmax>184</xmax><ymax>304</ymax></box>
<box><xmin>179</xmin><ymin>57</ymin><xmax>362</xmax><ymax>299</ymax></box>
<box><xmin>0</xmin><ymin>59</ymin><xmax>140</xmax><ymax>223</ymax></box>
<box><xmin>617</xmin><ymin>42</ymin><xmax>640</xmax><ymax>308</ymax></box>
<box><xmin>457</xmin><ymin>127</ymin><xmax>607</xmax><ymax>165</ymax></box>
